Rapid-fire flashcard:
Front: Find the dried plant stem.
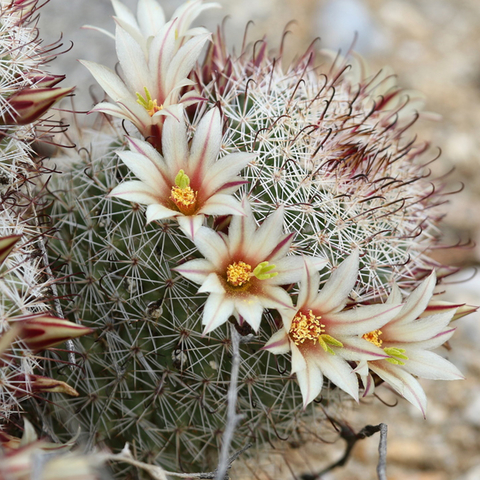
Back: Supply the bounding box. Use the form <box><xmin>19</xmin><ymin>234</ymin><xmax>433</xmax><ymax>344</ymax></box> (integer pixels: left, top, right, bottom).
<box><xmin>377</xmin><ymin>423</ymin><xmax>388</xmax><ymax>480</ymax></box>
<box><xmin>106</xmin><ymin>443</ymin><xmax>252</xmax><ymax>480</ymax></box>
<box><xmin>301</xmin><ymin>422</ymin><xmax>388</xmax><ymax>480</ymax></box>
<box><xmin>215</xmin><ymin>325</ymin><xmax>245</xmax><ymax>480</ymax></box>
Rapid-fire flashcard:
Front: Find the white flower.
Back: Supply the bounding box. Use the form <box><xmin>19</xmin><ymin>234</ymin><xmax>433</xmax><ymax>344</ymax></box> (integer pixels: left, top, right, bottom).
<box><xmin>263</xmin><ymin>250</ymin><xmax>402</xmax><ymax>407</ymax></box>
<box><xmin>359</xmin><ymin>271</ymin><xmax>464</xmax><ymax>416</ymax></box>
<box><xmin>109</xmin><ymin>106</ymin><xmax>253</xmax><ymax>238</ymax></box>
<box><xmin>108</xmin><ymin>0</ymin><xmax>219</xmax><ymax>54</ymax></box>
<box><xmin>81</xmin><ymin>0</ymin><xmax>217</xmax><ymax>146</ymax></box>
<box><xmin>174</xmin><ymin>200</ymin><xmax>327</xmax><ymax>334</ymax></box>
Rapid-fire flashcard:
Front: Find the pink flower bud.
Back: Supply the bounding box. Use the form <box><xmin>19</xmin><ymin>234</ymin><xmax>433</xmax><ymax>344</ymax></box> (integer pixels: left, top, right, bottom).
<box><xmin>10</xmin><ymin>374</ymin><xmax>79</xmax><ymax>397</ymax></box>
<box><xmin>3</xmin><ymin>86</ymin><xmax>74</xmax><ymax>125</ymax></box>
<box><xmin>27</xmin><ymin>74</ymin><xmax>66</xmax><ymax>88</ymax></box>
<box><xmin>11</xmin><ymin>314</ymin><xmax>93</xmax><ymax>352</ymax></box>
<box><xmin>0</xmin><ymin>234</ymin><xmax>21</xmax><ymax>267</ymax></box>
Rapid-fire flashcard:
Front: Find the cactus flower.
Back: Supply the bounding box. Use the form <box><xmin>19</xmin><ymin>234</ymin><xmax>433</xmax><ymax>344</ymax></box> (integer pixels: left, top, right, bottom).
<box><xmin>175</xmin><ymin>199</ymin><xmax>328</xmax><ymax>333</ymax></box>
<box><xmin>263</xmin><ymin>250</ymin><xmax>403</xmax><ymax>407</ymax></box>
<box><xmin>358</xmin><ymin>272</ymin><xmax>464</xmax><ymax>416</ymax></box>
<box><xmin>109</xmin><ymin>106</ymin><xmax>254</xmax><ymax>238</ymax></box>
<box><xmin>81</xmin><ymin>0</ymin><xmax>216</xmax><ymax>146</ymax></box>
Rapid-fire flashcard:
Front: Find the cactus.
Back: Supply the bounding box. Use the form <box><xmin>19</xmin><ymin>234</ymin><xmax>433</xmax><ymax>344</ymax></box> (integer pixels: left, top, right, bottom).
<box><xmin>0</xmin><ymin>0</ymin><xmax>79</xmax><ymax>437</ymax></box>
<box><xmin>27</xmin><ymin>0</ymin><xmax>473</xmax><ymax>476</ymax></box>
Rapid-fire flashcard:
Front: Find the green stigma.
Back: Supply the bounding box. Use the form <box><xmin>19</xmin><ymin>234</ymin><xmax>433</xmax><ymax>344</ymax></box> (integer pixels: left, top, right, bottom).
<box><xmin>175</xmin><ymin>170</ymin><xmax>191</xmax><ymax>189</ymax></box>
<box><xmin>253</xmin><ymin>261</ymin><xmax>278</xmax><ymax>280</ymax></box>
<box><xmin>318</xmin><ymin>334</ymin><xmax>344</xmax><ymax>355</ymax></box>
<box><xmin>136</xmin><ymin>87</ymin><xmax>162</xmax><ymax>116</ymax></box>
<box><xmin>384</xmin><ymin>347</ymin><xmax>409</xmax><ymax>366</ymax></box>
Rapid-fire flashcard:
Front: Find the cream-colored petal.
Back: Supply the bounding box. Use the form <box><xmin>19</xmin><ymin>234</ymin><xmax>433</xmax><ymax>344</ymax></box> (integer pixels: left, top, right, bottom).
<box><xmin>369</xmin><ymin>362</ymin><xmax>427</xmax><ymax>417</ymax></box>
<box><xmin>174</xmin><ymin>258</ymin><xmax>213</xmax><ymax>285</ymax></box>
<box><xmin>290</xmin><ymin>342</ymin><xmax>307</xmax><ymax>373</ymax></box>
<box><xmin>162</xmin><ymin>105</ymin><xmax>188</xmax><ymax>174</ymax></box>
<box><xmin>199</xmin><ymin>194</ymin><xmax>246</xmax><ymax>217</ymax></box>
<box><xmin>177</xmin><ymin>214</ymin><xmax>205</xmax><ymax>240</ymax></box>
<box><xmin>164</xmin><ymin>33</ymin><xmax>211</xmax><ymax>96</ymax></box>
<box><xmin>116</xmin><ymin>26</ymin><xmax>151</xmax><ymax>95</ymax></box>
<box><xmin>296</xmin><ymin>362</ymin><xmax>323</xmax><ymax>408</ymax></box>
<box><xmin>145</xmin><ymin>204</ymin><xmax>177</xmax><ymax>223</ymax></box>
<box><xmin>189</xmin><ymin>107</ymin><xmax>222</xmax><ymax>180</ymax></box>
<box><xmin>263</xmin><ymin>329</ymin><xmax>291</xmax><ymax>355</ymax></box>
<box><xmin>228</xmin><ymin>198</ymin><xmax>257</xmax><ymax>255</ymax></box>
<box><xmin>202</xmin><ymin>294</ymin><xmax>235</xmax><ymax>334</ymax></box>
<box><xmin>234</xmin><ymin>297</ymin><xmax>264</xmax><ymax>332</ymax></box>
<box><xmin>117</xmin><ymin>150</ymin><xmax>167</xmax><ymax>192</ymax></box>
<box><xmin>198</xmin><ymin>272</ymin><xmax>225</xmax><ymax>294</ymax></box>
<box><xmin>296</xmin><ymin>257</ymin><xmax>321</xmax><ymax>309</ymax></box>
<box><xmin>390</xmin><ymin>271</ymin><xmax>436</xmax><ymax>326</ymax></box>
<box><xmin>328</xmin><ymin>304</ymin><xmax>402</xmax><ymax>336</ymax></box>
<box><xmin>137</xmin><ymin>0</ymin><xmax>166</xmax><ymax>37</ymax></box>
<box><xmin>149</xmin><ymin>19</ymin><xmax>177</xmax><ymax>98</ymax></box>
<box><xmin>312</xmin><ymin>349</ymin><xmax>359</xmax><ymax>401</ymax></box>
<box><xmin>200</xmin><ymin>153</ymin><xmax>254</xmax><ymax>197</ymax></box>
<box><xmin>193</xmin><ymin>227</ymin><xmax>229</xmax><ymax>268</ymax></box>
<box><xmin>109</xmin><ymin>181</ymin><xmax>158</xmax><ymax>205</ymax></box>
<box><xmin>80</xmin><ymin>60</ymin><xmax>132</xmax><ymax>102</ymax></box>
<box><xmin>383</xmin><ymin>311</ymin><xmax>453</xmax><ymax>343</ymax></box>
<box><xmin>253</xmin><ymin>206</ymin><xmax>285</xmax><ymax>260</ymax></box>
<box><xmin>402</xmin><ymin>349</ymin><xmax>464</xmax><ymax>381</ymax></box>
<box><xmin>336</xmin><ymin>336</ymin><xmax>389</xmax><ymax>362</ymax></box>
<box><xmin>311</xmin><ymin>249</ymin><xmax>359</xmax><ymax>314</ymax></box>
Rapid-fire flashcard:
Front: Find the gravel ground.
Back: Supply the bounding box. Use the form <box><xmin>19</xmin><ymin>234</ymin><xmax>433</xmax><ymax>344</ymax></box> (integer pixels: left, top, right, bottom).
<box><xmin>39</xmin><ymin>0</ymin><xmax>480</xmax><ymax>478</ymax></box>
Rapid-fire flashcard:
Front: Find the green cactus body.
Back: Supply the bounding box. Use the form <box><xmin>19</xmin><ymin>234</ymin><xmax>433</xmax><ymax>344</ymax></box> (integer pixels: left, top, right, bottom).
<box><xmin>46</xmin><ymin>128</ymin><xmax>338</xmax><ymax>471</ymax></box>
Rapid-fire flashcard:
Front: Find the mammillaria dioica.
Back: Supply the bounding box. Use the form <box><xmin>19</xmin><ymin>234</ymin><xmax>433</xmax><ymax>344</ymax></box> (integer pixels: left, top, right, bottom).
<box><xmin>0</xmin><ymin>0</ymin><xmax>79</xmax><ymax>430</ymax></box>
<box><xmin>41</xmin><ymin>0</ymin><xmax>475</xmax><ymax>475</ymax></box>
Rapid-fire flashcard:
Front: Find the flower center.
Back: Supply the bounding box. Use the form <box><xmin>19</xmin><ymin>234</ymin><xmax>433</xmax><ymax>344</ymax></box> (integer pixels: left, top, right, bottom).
<box><xmin>170</xmin><ymin>170</ymin><xmax>198</xmax><ymax>214</ymax></box>
<box><xmin>225</xmin><ymin>260</ymin><xmax>278</xmax><ymax>288</ymax></box>
<box><xmin>289</xmin><ymin>310</ymin><xmax>324</xmax><ymax>345</ymax></box>
<box><xmin>226</xmin><ymin>261</ymin><xmax>252</xmax><ymax>287</ymax></box>
<box><xmin>362</xmin><ymin>329</ymin><xmax>383</xmax><ymax>347</ymax></box>
<box><xmin>289</xmin><ymin>310</ymin><xmax>344</xmax><ymax>354</ymax></box>
<box><xmin>136</xmin><ymin>87</ymin><xmax>163</xmax><ymax>117</ymax></box>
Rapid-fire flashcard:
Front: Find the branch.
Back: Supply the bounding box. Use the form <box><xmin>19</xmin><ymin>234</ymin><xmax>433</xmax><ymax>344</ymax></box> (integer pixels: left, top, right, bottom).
<box><xmin>301</xmin><ymin>422</ymin><xmax>388</xmax><ymax>480</ymax></box>
<box><xmin>215</xmin><ymin>325</ymin><xmax>245</xmax><ymax>480</ymax></box>
<box><xmin>106</xmin><ymin>327</ymin><xmax>248</xmax><ymax>480</ymax></box>
<box><xmin>377</xmin><ymin>423</ymin><xmax>388</xmax><ymax>480</ymax></box>
<box><xmin>106</xmin><ymin>443</ymin><xmax>252</xmax><ymax>480</ymax></box>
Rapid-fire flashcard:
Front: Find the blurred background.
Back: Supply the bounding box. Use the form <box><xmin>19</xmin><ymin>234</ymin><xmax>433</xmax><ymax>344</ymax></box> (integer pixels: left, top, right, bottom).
<box><xmin>39</xmin><ymin>0</ymin><xmax>480</xmax><ymax>478</ymax></box>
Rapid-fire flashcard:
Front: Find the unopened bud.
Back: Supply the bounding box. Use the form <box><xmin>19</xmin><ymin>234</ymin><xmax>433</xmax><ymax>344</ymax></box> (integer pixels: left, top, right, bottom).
<box><xmin>2</xmin><ymin>86</ymin><xmax>74</xmax><ymax>125</ymax></box>
<box><xmin>0</xmin><ymin>431</ymin><xmax>21</xmax><ymax>450</ymax></box>
<box><xmin>0</xmin><ymin>234</ymin><xmax>21</xmax><ymax>267</ymax></box>
<box><xmin>27</xmin><ymin>74</ymin><xmax>66</xmax><ymax>88</ymax></box>
<box><xmin>10</xmin><ymin>374</ymin><xmax>79</xmax><ymax>397</ymax></box>
<box><xmin>11</xmin><ymin>314</ymin><xmax>93</xmax><ymax>352</ymax></box>
<box><xmin>420</xmin><ymin>300</ymin><xmax>479</xmax><ymax>321</ymax></box>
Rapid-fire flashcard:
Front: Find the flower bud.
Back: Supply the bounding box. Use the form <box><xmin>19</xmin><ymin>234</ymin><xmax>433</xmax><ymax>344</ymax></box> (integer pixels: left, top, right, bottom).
<box><xmin>420</xmin><ymin>300</ymin><xmax>479</xmax><ymax>321</ymax></box>
<box><xmin>10</xmin><ymin>373</ymin><xmax>79</xmax><ymax>397</ymax></box>
<box><xmin>0</xmin><ymin>431</ymin><xmax>22</xmax><ymax>450</ymax></box>
<box><xmin>2</xmin><ymin>86</ymin><xmax>74</xmax><ymax>125</ymax></box>
<box><xmin>27</xmin><ymin>74</ymin><xmax>67</xmax><ymax>88</ymax></box>
<box><xmin>11</xmin><ymin>314</ymin><xmax>93</xmax><ymax>352</ymax></box>
<box><xmin>0</xmin><ymin>234</ymin><xmax>21</xmax><ymax>267</ymax></box>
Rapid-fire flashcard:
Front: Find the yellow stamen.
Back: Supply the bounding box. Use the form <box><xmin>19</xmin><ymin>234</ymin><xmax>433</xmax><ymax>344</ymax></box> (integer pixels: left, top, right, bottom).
<box><xmin>289</xmin><ymin>310</ymin><xmax>324</xmax><ymax>346</ymax></box>
<box><xmin>170</xmin><ymin>185</ymin><xmax>197</xmax><ymax>209</ymax></box>
<box><xmin>362</xmin><ymin>329</ymin><xmax>383</xmax><ymax>347</ymax></box>
<box><xmin>226</xmin><ymin>261</ymin><xmax>252</xmax><ymax>287</ymax></box>
<box><xmin>170</xmin><ymin>170</ymin><xmax>198</xmax><ymax>214</ymax></box>
<box><xmin>136</xmin><ymin>87</ymin><xmax>163</xmax><ymax>117</ymax></box>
